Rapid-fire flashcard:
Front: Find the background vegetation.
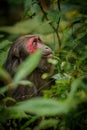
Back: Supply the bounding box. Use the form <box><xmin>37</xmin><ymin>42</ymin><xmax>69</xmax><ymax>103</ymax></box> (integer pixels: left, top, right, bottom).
<box><xmin>0</xmin><ymin>0</ymin><xmax>87</xmax><ymax>129</ymax></box>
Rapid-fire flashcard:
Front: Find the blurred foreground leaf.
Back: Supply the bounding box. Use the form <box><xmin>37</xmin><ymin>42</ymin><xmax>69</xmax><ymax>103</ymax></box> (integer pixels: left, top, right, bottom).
<box><xmin>8</xmin><ymin>97</ymin><xmax>78</xmax><ymax>116</ymax></box>
<box><xmin>0</xmin><ymin>19</ymin><xmax>53</xmax><ymax>35</ymax></box>
<box><xmin>0</xmin><ymin>106</ymin><xmax>27</xmax><ymax>122</ymax></box>
<box><xmin>0</xmin><ymin>50</ymin><xmax>42</xmax><ymax>94</ymax></box>
<box><xmin>8</xmin><ymin>77</ymin><xmax>87</xmax><ymax>117</ymax></box>
<box><xmin>13</xmin><ymin>50</ymin><xmax>42</xmax><ymax>86</ymax></box>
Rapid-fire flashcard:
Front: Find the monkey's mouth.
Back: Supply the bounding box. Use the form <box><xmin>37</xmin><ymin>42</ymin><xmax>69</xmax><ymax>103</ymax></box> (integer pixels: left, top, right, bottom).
<box><xmin>43</xmin><ymin>52</ymin><xmax>53</xmax><ymax>58</ymax></box>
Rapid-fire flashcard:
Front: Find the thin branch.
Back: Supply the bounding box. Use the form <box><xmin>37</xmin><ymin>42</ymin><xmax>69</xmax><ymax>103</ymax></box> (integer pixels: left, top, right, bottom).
<box><xmin>39</xmin><ymin>0</ymin><xmax>61</xmax><ymax>49</ymax></box>
<box><xmin>56</xmin><ymin>0</ymin><xmax>61</xmax><ymax>48</ymax></box>
<box><xmin>39</xmin><ymin>2</ymin><xmax>56</xmax><ymax>31</ymax></box>
<box><xmin>57</xmin><ymin>0</ymin><xmax>61</xmax><ymax>11</ymax></box>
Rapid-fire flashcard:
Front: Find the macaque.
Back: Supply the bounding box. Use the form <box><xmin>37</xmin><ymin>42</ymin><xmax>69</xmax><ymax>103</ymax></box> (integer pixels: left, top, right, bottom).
<box><xmin>4</xmin><ymin>35</ymin><xmax>53</xmax><ymax>101</ymax></box>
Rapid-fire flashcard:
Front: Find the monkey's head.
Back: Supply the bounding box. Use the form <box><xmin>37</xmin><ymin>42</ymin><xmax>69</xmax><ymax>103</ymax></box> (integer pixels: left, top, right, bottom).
<box><xmin>4</xmin><ymin>35</ymin><xmax>53</xmax><ymax>75</ymax></box>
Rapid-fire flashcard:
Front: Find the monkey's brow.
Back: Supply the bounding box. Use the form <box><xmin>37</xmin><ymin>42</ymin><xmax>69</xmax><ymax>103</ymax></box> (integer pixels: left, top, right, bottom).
<box><xmin>14</xmin><ymin>35</ymin><xmax>39</xmax><ymax>44</ymax></box>
<box><xmin>22</xmin><ymin>35</ymin><xmax>39</xmax><ymax>38</ymax></box>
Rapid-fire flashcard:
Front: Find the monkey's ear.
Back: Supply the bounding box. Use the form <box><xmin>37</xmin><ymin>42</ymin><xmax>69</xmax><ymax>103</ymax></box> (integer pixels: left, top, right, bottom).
<box><xmin>4</xmin><ymin>55</ymin><xmax>22</xmax><ymax>75</ymax></box>
<box><xmin>4</xmin><ymin>44</ymin><xmax>21</xmax><ymax>74</ymax></box>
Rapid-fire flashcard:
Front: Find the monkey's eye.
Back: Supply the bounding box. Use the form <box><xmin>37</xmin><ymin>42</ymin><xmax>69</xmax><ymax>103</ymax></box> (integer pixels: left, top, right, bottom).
<box><xmin>32</xmin><ymin>41</ymin><xmax>37</xmax><ymax>46</ymax></box>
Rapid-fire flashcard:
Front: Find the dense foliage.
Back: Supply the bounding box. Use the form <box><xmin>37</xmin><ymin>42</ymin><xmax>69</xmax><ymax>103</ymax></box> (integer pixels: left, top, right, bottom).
<box><xmin>0</xmin><ymin>0</ymin><xmax>87</xmax><ymax>129</ymax></box>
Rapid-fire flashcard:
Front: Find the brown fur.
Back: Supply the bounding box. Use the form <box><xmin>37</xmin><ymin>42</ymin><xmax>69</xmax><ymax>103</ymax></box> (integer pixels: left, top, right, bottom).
<box><xmin>4</xmin><ymin>35</ymin><xmax>53</xmax><ymax>101</ymax></box>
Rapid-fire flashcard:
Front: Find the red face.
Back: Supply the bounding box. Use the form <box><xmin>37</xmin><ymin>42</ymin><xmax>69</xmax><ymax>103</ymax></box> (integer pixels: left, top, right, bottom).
<box><xmin>27</xmin><ymin>37</ymin><xmax>43</xmax><ymax>54</ymax></box>
<box><xmin>26</xmin><ymin>36</ymin><xmax>53</xmax><ymax>58</ymax></box>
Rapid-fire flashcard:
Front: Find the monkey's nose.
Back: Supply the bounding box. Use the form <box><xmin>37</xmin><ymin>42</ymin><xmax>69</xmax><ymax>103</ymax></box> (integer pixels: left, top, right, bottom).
<box><xmin>43</xmin><ymin>45</ymin><xmax>53</xmax><ymax>58</ymax></box>
<box><xmin>45</xmin><ymin>46</ymin><xmax>52</xmax><ymax>52</ymax></box>
<box><xmin>45</xmin><ymin>46</ymin><xmax>49</xmax><ymax>50</ymax></box>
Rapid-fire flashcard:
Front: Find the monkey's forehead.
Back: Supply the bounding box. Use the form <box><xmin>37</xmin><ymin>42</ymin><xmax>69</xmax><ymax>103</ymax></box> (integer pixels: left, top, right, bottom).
<box><xmin>18</xmin><ymin>34</ymin><xmax>40</xmax><ymax>40</ymax></box>
<box><xmin>14</xmin><ymin>34</ymin><xmax>43</xmax><ymax>45</ymax></box>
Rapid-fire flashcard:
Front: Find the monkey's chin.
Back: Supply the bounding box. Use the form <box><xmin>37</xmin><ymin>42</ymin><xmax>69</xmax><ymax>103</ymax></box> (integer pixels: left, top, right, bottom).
<box><xmin>47</xmin><ymin>54</ymin><xmax>53</xmax><ymax>58</ymax></box>
<box><xmin>43</xmin><ymin>53</ymin><xmax>54</xmax><ymax>59</ymax></box>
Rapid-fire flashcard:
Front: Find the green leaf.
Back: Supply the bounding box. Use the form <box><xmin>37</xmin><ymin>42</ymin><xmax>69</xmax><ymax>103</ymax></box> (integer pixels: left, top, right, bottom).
<box><xmin>31</xmin><ymin>4</ymin><xmax>40</xmax><ymax>14</ymax></box>
<box><xmin>47</xmin><ymin>9</ymin><xmax>61</xmax><ymax>23</ymax></box>
<box><xmin>0</xmin><ymin>67</ymin><xmax>12</xmax><ymax>81</ymax></box>
<box><xmin>34</xmin><ymin>119</ymin><xmax>58</xmax><ymax>130</ymax></box>
<box><xmin>0</xmin><ymin>67</ymin><xmax>12</xmax><ymax>94</ymax></box>
<box><xmin>9</xmin><ymin>97</ymin><xmax>79</xmax><ymax>116</ymax></box>
<box><xmin>0</xmin><ymin>105</ymin><xmax>27</xmax><ymax>122</ymax></box>
<box><xmin>0</xmin><ymin>40</ymin><xmax>11</xmax><ymax>50</ymax></box>
<box><xmin>18</xmin><ymin>80</ymin><xmax>33</xmax><ymax>86</ymax></box>
<box><xmin>24</xmin><ymin>0</ymin><xmax>32</xmax><ymax>12</ymax></box>
<box><xmin>52</xmin><ymin>73</ymin><xmax>71</xmax><ymax>80</ymax></box>
<box><xmin>13</xmin><ymin>50</ymin><xmax>42</xmax><ymax>86</ymax></box>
